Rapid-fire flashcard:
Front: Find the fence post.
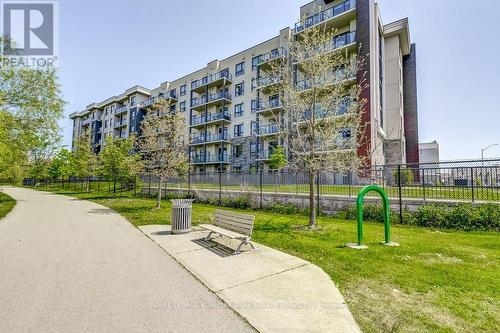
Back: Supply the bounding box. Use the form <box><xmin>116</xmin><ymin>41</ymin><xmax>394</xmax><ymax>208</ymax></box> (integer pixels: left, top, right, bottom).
<box><xmin>316</xmin><ymin>172</ymin><xmax>320</xmax><ymax>216</ymax></box>
<box><xmin>148</xmin><ymin>175</ymin><xmax>151</xmax><ymax>197</ymax></box>
<box><xmin>259</xmin><ymin>169</ymin><xmax>263</xmax><ymax>209</ymax></box>
<box><xmin>218</xmin><ymin>170</ymin><xmax>222</xmax><ymax>205</ymax></box>
<box><xmin>188</xmin><ymin>172</ymin><xmax>191</xmax><ymax>197</ymax></box>
<box><xmin>348</xmin><ymin>171</ymin><xmax>352</xmax><ymax>197</ymax></box>
<box><xmin>97</xmin><ymin>178</ymin><xmax>100</xmax><ymax>193</ymax></box>
<box><xmin>422</xmin><ymin>170</ymin><xmax>426</xmax><ymax>200</ymax></box>
<box><xmin>471</xmin><ymin>167</ymin><xmax>475</xmax><ymax>203</ymax></box>
<box><xmin>398</xmin><ymin>165</ymin><xmax>403</xmax><ymax>224</ymax></box>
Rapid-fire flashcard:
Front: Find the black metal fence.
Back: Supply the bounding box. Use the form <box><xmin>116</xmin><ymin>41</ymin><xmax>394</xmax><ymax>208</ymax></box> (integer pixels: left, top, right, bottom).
<box><xmin>141</xmin><ymin>159</ymin><xmax>500</xmax><ymax>204</ymax></box>
<box><xmin>23</xmin><ymin>159</ymin><xmax>500</xmax><ymax>208</ymax></box>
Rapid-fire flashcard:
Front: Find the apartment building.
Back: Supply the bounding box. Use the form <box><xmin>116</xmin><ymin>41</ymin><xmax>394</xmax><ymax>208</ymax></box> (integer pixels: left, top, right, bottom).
<box><xmin>70</xmin><ymin>0</ymin><xmax>419</xmax><ymax>173</ymax></box>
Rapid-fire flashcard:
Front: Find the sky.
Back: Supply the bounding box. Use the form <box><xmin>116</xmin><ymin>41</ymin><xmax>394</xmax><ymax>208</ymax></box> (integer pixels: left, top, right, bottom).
<box><xmin>58</xmin><ymin>0</ymin><xmax>500</xmax><ymax>161</ymax></box>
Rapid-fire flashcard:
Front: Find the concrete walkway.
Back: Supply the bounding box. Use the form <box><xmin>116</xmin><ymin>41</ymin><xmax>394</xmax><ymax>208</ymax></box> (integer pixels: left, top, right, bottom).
<box><xmin>140</xmin><ymin>224</ymin><xmax>361</xmax><ymax>333</ymax></box>
<box><xmin>0</xmin><ymin>187</ymin><xmax>254</xmax><ymax>333</ymax></box>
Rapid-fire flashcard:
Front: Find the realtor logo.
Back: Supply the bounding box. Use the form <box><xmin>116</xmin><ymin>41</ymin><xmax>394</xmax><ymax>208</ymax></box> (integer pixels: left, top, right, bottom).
<box><xmin>1</xmin><ymin>1</ymin><xmax>58</xmax><ymax>67</ymax></box>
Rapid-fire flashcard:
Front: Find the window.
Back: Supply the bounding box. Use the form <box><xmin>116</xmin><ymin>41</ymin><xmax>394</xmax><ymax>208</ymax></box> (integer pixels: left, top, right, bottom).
<box><xmin>251</xmin><ymin>78</ymin><xmax>256</xmax><ymax>92</ymax></box>
<box><xmin>105</xmin><ymin>120</ymin><xmax>108</xmax><ymax>128</ymax></box>
<box><xmin>252</xmin><ymin>55</ymin><xmax>262</xmax><ymax>70</ymax></box>
<box><xmin>234</xmin><ymin>124</ymin><xmax>244</xmax><ymax>137</ymax></box>
<box><xmin>105</xmin><ymin>107</ymin><xmax>109</xmax><ymax>116</ymax></box>
<box><xmin>235</xmin><ymin>82</ymin><xmax>245</xmax><ymax>97</ymax></box>
<box><xmin>250</xmin><ymin>142</ymin><xmax>257</xmax><ymax>154</ymax></box>
<box><xmin>180</xmin><ymin>84</ymin><xmax>187</xmax><ymax>96</ymax></box>
<box><xmin>251</xmin><ymin>121</ymin><xmax>258</xmax><ymax>135</ymax></box>
<box><xmin>180</xmin><ymin>101</ymin><xmax>186</xmax><ymax>112</ymax></box>
<box><xmin>111</xmin><ymin>105</ymin><xmax>115</xmax><ymax>112</ymax></box>
<box><xmin>170</xmin><ymin>104</ymin><xmax>176</xmax><ymax>112</ymax></box>
<box><xmin>251</xmin><ymin>99</ymin><xmax>259</xmax><ymax>112</ymax></box>
<box><xmin>233</xmin><ymin>145</ymin><xmax>243</xmax><ymax>158</ymax></box>
<box><xmin>170</xmin><ymin>89</ymin><xmax>177</xmax><ymax>98</ymax></box>
<box><xmin>231</xmin><ymin>166</ymin><xmax>242</xmax><ymax>173</ymax></box>
<box><xmin>234</xmin><ymin>103</ymin><xmax>244</xmax><ymax>117</ymax></box>
<box><xmin>235</xmin><ymin>62</ymin><xmax>245</xmax><ymax>76</ymax></box>
<box><xmin>130</xmin><ymin>96</ymin><xmax>136</xmax><ymax>106</ymax></box>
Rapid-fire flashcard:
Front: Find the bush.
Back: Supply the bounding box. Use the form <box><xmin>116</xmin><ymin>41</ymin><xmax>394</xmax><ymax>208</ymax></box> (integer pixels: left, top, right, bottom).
<box><xmin>263</xmin><ymin>202</ymin><xmax>307</xmax><ymax>215</ymax></box>
<box><xmin>392</xmin><ymin>168</ymin><xmax>414</xmax><ymax>185</ymax></box>
<box><xmin>338</xmin><ymin>202</ymin><xmax>500</xmax><ymax>231</ymax></box>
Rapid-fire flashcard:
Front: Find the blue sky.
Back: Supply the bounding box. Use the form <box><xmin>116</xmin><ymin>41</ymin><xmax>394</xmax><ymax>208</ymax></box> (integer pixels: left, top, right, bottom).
<box><xmin>58</xmin><ymin>0</ymin><xmax>500</xmax><ymax>160</ymax></box>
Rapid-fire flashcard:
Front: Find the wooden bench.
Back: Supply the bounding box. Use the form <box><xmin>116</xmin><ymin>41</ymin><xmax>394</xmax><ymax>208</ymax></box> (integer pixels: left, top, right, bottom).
<box><xmin>199</xmin><ymin>209</ymin><xmax>256</xmax><ymax>255</ymax></box>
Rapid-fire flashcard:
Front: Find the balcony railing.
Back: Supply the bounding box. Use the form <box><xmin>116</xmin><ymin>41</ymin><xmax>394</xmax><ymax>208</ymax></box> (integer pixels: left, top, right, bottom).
<box><xmin>190</xmin><ymin>153</ymin><xmax>230</xmax><ymax>164</ymax></box>
<box><xmin>297</xmin><ymin>31</ymin><xmax>356</xmax><ymax>63</ymax></box>
<box><xmin>191</xmin><ymin>91</ymin><xmax>232</xmax><ymax>108</ymax></box>
<box><xmin>255</xmin><ymin>150</ymin><xmax>273</xmax><ymax>160</ymax></box>
<box><xmin>139</xmin><ymin>92</ymin><xmax>178</xmax><ymax>108</ymax></box>
<box><xmin>296</xmin><ymin>68</ymin><xmax>356</xmax><ymax>92</ymax></box>
<box><xmin>257</xmin><ymin>47</ymin><xmax>287</xmax><ymax>66</ymax></box>
<box><xmin>257</xmin><ymin>76</ymin><xmax>282</xmax><ymax>89</ymax></box>
<box><xmin>301</xmin><ymin>99</ymin><xmax>353</xmax><ymax>120</ymax></box>
<box><xmin>191</xmin><ymin>71</ymin><xmax>233</xmax><ymax>90</ymax></box>
<box><xmin>115</xmin><ymin>105</ymin><xmax>128</xmax><ymax>115</ymax></box>
<box><xmin>81</xmin><ymin>118</ymin><xmax>91</xmax><ymax>126</ymax></box>
<box><xmin>256</xmin><ymin>124</ymin><xmax>280</xmax><ymax>136</ymax></box>
<box><xmin>190</xmin><ymin>112</ymin><xmax>231</xmax><ymax>126</ymax></box>
<box><xmin>191</xmin><ymin>133</ymin><xmax>231</xmax><ymax>145</ymax></box>
<box><xmin>294</xmin><ymin>0</ymin><xmax>356</xmax><ymax>33</ymax></box>
<box><xmin>114</xmin><ymin>119</ymin><xmax>128</xmax><ymax>128</ymax></box>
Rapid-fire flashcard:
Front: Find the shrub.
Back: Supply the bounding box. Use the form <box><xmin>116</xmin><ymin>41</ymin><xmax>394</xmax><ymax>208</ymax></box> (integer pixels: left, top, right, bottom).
<box><xmin>263</xmin><ymin>202</ymin><xmax>306</xmax><ymax>215</ymax></box>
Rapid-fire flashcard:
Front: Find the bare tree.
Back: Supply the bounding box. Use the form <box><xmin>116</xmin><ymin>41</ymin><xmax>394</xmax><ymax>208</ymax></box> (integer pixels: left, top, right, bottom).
<box><xmin>139</xmin><ymin>100</ymin><xmax>189</xmax><ymax>209</ymax></box>
<box><xmin>267</xmin><ymin>22</ymin><xmax>367</xmax><ymax>228</ymax></box>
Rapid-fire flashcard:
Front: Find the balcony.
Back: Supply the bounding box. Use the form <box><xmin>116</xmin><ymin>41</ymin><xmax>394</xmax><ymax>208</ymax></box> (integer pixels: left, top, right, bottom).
<box><xmin>114</xmin><ymin>119</ymin><xmax>128</xmax><ymax>129</ymax></box>
<box><xmin>190</xmin><ymin>112</ymin><xmax>231</xmax><ymax>128</ymax></box>
<box><xmin>295</xmin><ymin>31</ymin><xmax>357</xmax><ymax>70</ymax></box>
<box><xmin>191</xmin><ymin>133</ymin><xmax>231</xmax><ymax>146</ymax></box>
<box><xmin>190</xmin><ymin>153</ymin><xmax>230</xmax><ymax>164</ymax></box>
<box><xmin>300</xmin><ymin>99</ymin><xmax>353</xmax><ymax>121</ymax></box>
<box><xmin>294</xmin><ymin>0</ymin><xmax>356</xmax><ymax>34</ymax></box>
<box><xmin>115</xmin><ymin>105</ymin><xmax>128</xmax><ymax>115</ymax></box>
<box><xmin>296</xmin><ymin>68</ymin><xmax>356</xmax><ymax>93</ymax></box>
<box><xmin>139</xmin><ymin>92</ymin><xmax>178</xmax><ymax>108</ymax></box>
<box><xmin>81</xmin><ymin>118</ymin><xmax>91</xmax><ymax>126</ymax></box>
<box><xmin>191</xmin><ymin>91</ymin><xmax>232</xmax><ymax>110</ymax></box>
<box><xmin>191</xmin><ymin>71</ymin><xmax>233</xmax><ymax>94</ymax></box>
<box><xmin>257</xmin><ymin>47</ymin><xmax>287</xmax><ymax>71</ymax></box>
<box><xmin>257</xmin><ymin>76</ymin><xmax>282</xmax><ymax>94</ymax></box>
<box><xmin>255</xmin><ymin>124</ymin><xmax>280</xmax><ymax>137</ymax></box>
<box><xmin>255</xmin><ymin>99</ymin><xmax>283</xmax><ymax>116</ymax></box>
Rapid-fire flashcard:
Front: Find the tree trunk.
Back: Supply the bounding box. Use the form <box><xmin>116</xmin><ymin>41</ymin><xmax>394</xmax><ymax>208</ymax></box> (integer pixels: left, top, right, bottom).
<box><xmin>156</xmin><ymin>178</ymin><xmax>162</xmax><ymax>209</ymax></box>
<box><xmin>308</xmin><ymin>171</ymin><xmax>316</xmax><ymax>228</ymax></box>
<box><xmin>86</xmin><ymin>177</ymin><xmax>90</xmax><ymax>192</ymax></box>
<box><xmin>113</xmin><ymin>179</ymin><xmax>116</xmax><ymax>196</ymax></box>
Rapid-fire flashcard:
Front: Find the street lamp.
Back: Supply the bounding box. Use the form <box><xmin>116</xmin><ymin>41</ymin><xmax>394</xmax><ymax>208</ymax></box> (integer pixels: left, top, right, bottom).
<box><xmin>481</xmin><ymin>144</ymin><xmax>498</xmax><ymax>164</ymax></box>
<box><xmin>480</xmin><ymin>144</ymin><xmax>498</xmax><ymax>186</ymax></box>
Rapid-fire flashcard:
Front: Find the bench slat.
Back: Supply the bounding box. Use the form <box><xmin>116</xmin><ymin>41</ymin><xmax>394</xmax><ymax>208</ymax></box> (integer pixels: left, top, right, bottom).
<box><xmin>215</xmin><ymin>210</ymin><xmax>254</xmax><ymax>222</ymax></box>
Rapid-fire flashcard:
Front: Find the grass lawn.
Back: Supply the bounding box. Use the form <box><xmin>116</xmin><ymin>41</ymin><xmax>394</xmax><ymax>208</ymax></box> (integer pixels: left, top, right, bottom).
<box><xmin>37</xmin><ymin>186</ymin><xmax>500</xmax><ymax>332</ymax></box>
<box><xmin>0</xmin><ymin>191</ymin><xmax>16</xmax><ymax>219</ymax></box>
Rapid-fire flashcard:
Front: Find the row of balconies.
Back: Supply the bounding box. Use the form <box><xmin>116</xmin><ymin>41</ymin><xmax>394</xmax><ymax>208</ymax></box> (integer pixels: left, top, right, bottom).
<box><xmin>191</xmin><ymin>71</ymin><xmax>233</xmax><ymax>93</ymax></box>
<box><xmin>294</xmin><ymin>0</ymin><xmax>356</xmax><ymax>34</ymax></box>
<box><xmin>189</xmin><ymin>150</ymin><xmax>279</xmax><ymax>164</ymax></box>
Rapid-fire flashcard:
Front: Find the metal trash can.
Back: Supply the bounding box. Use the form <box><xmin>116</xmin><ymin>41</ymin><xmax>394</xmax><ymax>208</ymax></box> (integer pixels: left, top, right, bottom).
<box><xmin>170</xmin><ymin>199</ymin><xmax>194</xmax><ymax>234</ymax></box>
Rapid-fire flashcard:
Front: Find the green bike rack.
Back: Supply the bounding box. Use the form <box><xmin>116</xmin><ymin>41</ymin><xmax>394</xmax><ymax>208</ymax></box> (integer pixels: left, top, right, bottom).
<box><xmin>346</xmin><ymin>185</ymin><xmax>399</xmax><ymax>249</ymax></box>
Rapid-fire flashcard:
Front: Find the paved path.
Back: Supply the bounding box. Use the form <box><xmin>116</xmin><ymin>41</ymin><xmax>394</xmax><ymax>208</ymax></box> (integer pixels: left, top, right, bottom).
<box><xmin>0</xmin><ymin>187</ymin><xmax>254</xmax><ymax>333</ymax></box>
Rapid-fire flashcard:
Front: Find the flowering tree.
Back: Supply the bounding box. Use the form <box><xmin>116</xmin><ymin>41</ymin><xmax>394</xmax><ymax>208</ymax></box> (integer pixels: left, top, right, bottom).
<box><xmin>138</xmin><ymin>100</ymin><xmax>189</xmax><ymax>209</ymax></box>
<box><xmin>267</xmin><ymin>24</ymin><xmax>367</xmax><ymax>228</ymax></box>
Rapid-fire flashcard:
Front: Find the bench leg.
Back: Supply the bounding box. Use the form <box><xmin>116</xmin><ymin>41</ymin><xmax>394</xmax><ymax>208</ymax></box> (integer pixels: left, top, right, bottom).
<box><xmin>234</xmin><ymin>239</ymin><xmax>256</xmax><ymax>255</ymax></box>
<box><xmin>205</xmin><ymin>231</ymin><xmax>214</xmax><ymax>241</ymax></box>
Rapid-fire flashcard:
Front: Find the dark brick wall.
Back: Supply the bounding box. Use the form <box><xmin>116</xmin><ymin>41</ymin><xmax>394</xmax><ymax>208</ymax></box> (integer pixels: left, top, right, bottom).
<box><xmin>403</xmin><ymin>43</ymin><xmax>419</xmax><ymax>164</ymax></box>
<box><xmin>356</xmin><ymin>0</ymin><xmax>372</xmax><ymax>166</ymax></box>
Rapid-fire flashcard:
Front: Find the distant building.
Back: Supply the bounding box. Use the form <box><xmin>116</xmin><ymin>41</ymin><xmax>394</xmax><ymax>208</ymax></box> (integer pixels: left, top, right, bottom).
<box><xmin>419</xmin><ymin>141</ymin><xmax>439</xmax><ymax>165</ymax></box>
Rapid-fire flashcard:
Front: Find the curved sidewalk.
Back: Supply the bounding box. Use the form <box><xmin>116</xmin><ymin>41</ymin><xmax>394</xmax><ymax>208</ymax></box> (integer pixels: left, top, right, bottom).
<box><xmin>0</xmin><ymin>187</ymin><xmax>254</xmax><ymax>333</ymax></box>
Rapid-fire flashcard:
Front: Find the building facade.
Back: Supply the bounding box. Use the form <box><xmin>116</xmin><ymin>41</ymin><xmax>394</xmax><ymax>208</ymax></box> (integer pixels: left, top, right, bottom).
<box><xmin>70</xmin><ymin>0</ymin><xmax>419</xmax><ymax>172</ymax></box>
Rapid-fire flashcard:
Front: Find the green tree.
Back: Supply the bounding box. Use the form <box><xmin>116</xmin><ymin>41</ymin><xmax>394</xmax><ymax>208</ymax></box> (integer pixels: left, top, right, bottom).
<box><xmin>393</xmin><ymin>168</ymin><xmax>414</xmax><ymax>186</ymax></box>
<box><xmin>48</xmin><ymin>148</ymin><xmax>74</xmax><ymax>180</ymax></box>
<box><xmin>73</xmin><ymin>133</ymin><xmax>99</xmax><ymax>192</ymax></box>
<box><xmin>99</xmin><ymin>136</ymin><xmax>142</xmax><ymax>195</ymax></box>
<box><xmin>268</xmin><ymin>146</ymin><xmax>287</xmax><ymax>170</ymax></box>
<box><xmin>0</xmin><ymin>38</ymin><xmax>65</xmax><ymax>183</ymax></box>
